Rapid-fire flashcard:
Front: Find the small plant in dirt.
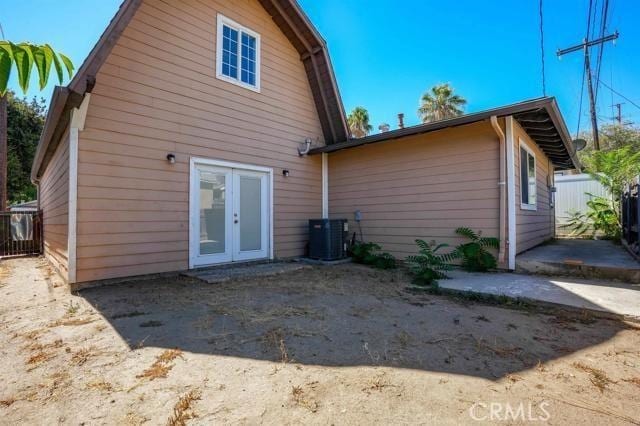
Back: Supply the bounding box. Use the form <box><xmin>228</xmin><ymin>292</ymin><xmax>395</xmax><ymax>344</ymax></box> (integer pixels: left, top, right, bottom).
<box><xmin>453</xmin><ymin>227</ymin><xmax>499</xmax><ymax>272</ymax></box>
<box><xmin>405</xmin><ymin>240</ymin><xmax>457</xmax><ymax>286</ymax></box>
<box><xmin>348</xmin><ymin>241</ymin><xmax>397</xmax><ymax>270</ymax></box>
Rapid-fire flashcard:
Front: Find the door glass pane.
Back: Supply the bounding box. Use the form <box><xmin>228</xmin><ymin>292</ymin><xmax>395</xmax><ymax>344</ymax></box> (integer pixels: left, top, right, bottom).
<box><xmin>239</xmin><ymin>176</ymin><xmax>261</xmax><ymax>251</ymax></box>
<box><xmin>199</xmin><ymin>170</ymin><xmax>226</xmax><ymax>255</ymax></box>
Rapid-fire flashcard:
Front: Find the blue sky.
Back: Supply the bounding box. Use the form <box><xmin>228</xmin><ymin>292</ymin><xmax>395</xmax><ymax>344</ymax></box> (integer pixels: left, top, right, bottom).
<box><xmin>4</xmin><ymin>0</ymin><xmax>639</xmax><ymax>135</ymax></box>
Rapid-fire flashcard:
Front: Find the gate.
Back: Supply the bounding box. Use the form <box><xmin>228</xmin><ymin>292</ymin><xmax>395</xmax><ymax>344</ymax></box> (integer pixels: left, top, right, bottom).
<box><xmin>622</xmin><ymin>182</ymin><xmax>639</xmax><ymax>249</ymax></box>
<box><xmin>0</xmin><ymin>211</ymin><xmax>43</xmax><ymax>257</ymax></box>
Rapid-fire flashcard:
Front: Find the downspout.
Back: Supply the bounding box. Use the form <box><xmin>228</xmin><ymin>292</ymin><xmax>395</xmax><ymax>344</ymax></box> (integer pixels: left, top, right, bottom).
<box><xmin>490</xmin><ymin>116</ymin><xmax>507</xmax><ymax>267</ymax></box>
<box><xmin>322</xmin><ymin>153</ymin><xmax>329</xmax><ymax>219</ymax></box>
<box><xmin>505</xmin><ymin>116</ymin><xmax>517</xmax><ymax>270</ymax></box>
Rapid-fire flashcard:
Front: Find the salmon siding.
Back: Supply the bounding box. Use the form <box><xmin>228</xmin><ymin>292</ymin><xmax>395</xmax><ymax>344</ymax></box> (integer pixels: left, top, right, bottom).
<box><xmin>74</xmin><ymin>0</ymin><xmax>325</xmax><ymax>282</ymax></box>
<box><xmin>328</xmin><ymin>122</ymin><xmax>501</xmax><ymax>258</ymax></box>
<box><xmin>40</xmin><ymin>128</ymin><xmax>70</xmax><ymax>280</ymax></box>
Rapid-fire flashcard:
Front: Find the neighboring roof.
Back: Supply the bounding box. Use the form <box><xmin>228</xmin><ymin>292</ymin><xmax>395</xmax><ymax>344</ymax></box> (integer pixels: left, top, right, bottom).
<box><xmin>32</xmin><ymin>0</ymin><xmax>349</xmax><ymax>181</ymax></box>
<box><xmin>310</xmin><ymin>97</ymin><xmax>580</xmax><ymax>171</ymax></box>
<box><xmin>8</xmin><ymin>200</ymin><xmax>38</xmax><ymax>211</ymax></box>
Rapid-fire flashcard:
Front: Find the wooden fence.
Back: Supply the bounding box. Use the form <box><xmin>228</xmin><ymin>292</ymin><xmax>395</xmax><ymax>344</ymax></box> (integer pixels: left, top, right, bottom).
<box><xmin>0</xmin><ymin>211</ymin><xmax>43</xmax><ymax>257</ymax></box>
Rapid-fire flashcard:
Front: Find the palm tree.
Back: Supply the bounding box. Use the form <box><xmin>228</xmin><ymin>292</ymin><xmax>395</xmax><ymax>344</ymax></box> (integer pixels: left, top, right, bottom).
<box><xmin>0</xmin><ymin>41</ymin><xmax>73</xmax><ymax>209</ymax></box>
<box><xmin>347</xmin><ymin>106</ymin><xmax>373</xmax><ymax>138</ymax></box>
<box><xmin>418</xmin><ymin>83</ymin><xmax>467</xmax><ymax>123</ymax></box>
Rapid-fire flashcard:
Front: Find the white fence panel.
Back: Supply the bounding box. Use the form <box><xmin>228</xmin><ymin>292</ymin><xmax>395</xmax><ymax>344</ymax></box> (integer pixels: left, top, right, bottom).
<box><xmin>555</xmin><ymin>174</ymin><xmax>608</xmax><ymax>230</ymax></box>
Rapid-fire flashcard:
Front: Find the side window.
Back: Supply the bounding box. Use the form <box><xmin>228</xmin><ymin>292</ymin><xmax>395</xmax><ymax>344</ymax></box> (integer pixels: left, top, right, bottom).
<box><xmin>216</xmin><ymin>14</ymin><xmax>261</xmax><ymax>92</ymax></box>
<box><xmin>520</xmin><ymin>140</ymin><xmax>537</xmax><ymax>210</ymax></box>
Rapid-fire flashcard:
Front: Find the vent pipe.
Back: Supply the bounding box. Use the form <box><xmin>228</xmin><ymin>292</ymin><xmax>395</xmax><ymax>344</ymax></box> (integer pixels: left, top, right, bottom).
<box><xmin>397</xmin><ymin>113</ymin><xmax>405</xmax><ymax>129</ymax></box>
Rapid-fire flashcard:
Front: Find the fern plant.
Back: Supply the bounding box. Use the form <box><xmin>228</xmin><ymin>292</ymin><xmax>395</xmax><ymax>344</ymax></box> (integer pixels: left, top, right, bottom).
<box><xmin>405</xmin><ymin>240</ymin><xmax>457</xmax><ymax>286</ymax></box>
<box><xmin>454</xmin><ymin>227</ymin><xmax>499</xmax><ymax>272</ymax></box>
<box><xmin>348</xmin><ymin>241</ymin><xmax>397</xmax><ymax>269</ymax></box>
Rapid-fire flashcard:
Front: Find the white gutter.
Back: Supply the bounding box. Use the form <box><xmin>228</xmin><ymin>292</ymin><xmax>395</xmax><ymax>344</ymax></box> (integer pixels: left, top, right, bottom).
<box><xmin>67</xmin><ymin>94</ymin><xmax>91</xmax><ymax>284</ymax></box>
<box><xmin>505</xmin><ymin>116</ymin><xmax>517</xmax><ymax>270</ymax></box>
<box><xmin>489</xmin><ymin>116</ymin><xmax>507</xmax><ymax>267</ymax></box>
<box><xmin>322</xmin><ymin>153</ymin><xmax>329</xmax><ymax>218</ymax></box>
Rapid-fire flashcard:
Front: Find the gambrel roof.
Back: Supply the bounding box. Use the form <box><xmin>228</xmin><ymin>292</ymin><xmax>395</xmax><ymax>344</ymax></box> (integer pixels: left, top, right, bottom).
<box><xmin>32</xmin><ymin>0</ymin><xmax>349</xmax><ymax>181</ymax></box>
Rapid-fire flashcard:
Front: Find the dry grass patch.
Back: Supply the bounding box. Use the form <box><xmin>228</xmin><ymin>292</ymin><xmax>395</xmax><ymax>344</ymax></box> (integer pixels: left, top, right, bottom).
<box><xmin>48</xmin><ymin>317</ymin><xmax>96</xmax><ymax>328</ymax></box>
<box><xmin>167</xmin><ymin>390</ymin><xmax>202</xmax><ymax>426</ymax></box>
<box><xmin>623</xmin><ymin>377</ymin><xmax>640</xmax><ymax>388</ymax></box>
<box><xmin>474</xmin><ymin>337</ymin><xmax>521</xmax><ymax>358</ymax></box>
<box><xmin>291</xmin><ymin>385</ymin><xmax>319</xmax><ymax>413</ymax></box>
<box><xmin>86</xmin><ymin>379</ymin><xmax>116</xmax><ymax>393</ymax></box>
<box><xmin>263</xmin><ymin>328</ymin><xmax>289</xmax><ymax>363</ymax></box>
<box><xmin>71</xmin><ymin>347</ymin><xmax>99</xmax><ymax>366</ymax></box>
<box><xmin>26</xmin><ymin>350</ymin><xmax>56</xmax><ymax>367</ymax></box>
<box><xmin>0</xmin><ymin>397</ymin><xmax>16</xmax><ymax>407</ymax></box>
<box><xmin>137</xmin><ymin>349</ymin><xmax>184</xmax><ymax>381</ymax></box>
<box><xmin>573</xmin><ymin>362</ymin><xmax>616</xmax><ymax>392</ymax></box>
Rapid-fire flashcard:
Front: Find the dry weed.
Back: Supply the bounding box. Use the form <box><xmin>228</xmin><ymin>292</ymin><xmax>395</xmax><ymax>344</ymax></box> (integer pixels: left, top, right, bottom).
<box><xmin>394</xmin><ymin>330</ymin><xmax>413</xmax><ymax>348</ymax></box>
<box><xmin>474</xmin><ymin>337</ymin><xmax>520</xmax><ymax>358</ymax></box>
<box><xmin>573</xmin><ymin>362</ymin><xmax>616</xmax><ymax>392</ymax></box>
<box><xmin>71</xmin><ymin>347</ymin><xmax>98</xmax><ymax>366</ymax></box>
<box><xmin>86</xmin><ymin>379</ymin><xmax>116</xmax><ymax>393</ymax></box>
<box><xmin>0</xmin><ymin>397</ymin><xmax>16</xmax><ymax>407</ymax></box>
<box><xmin>291</xmin><ymin>386</ymin><xmax>319</xmax><ymax>413</ymax></box>
<box><xmin>26</xmin><ymin>351</ymin><xmax>56</xmax><ymax>366</ymax></box>
<box><xmin>48</xmin><ymin>317</ymin><xmax>95</xmax><ymax>327</ymax></box>
<box><xmin>167</xmin><ymin>390</ymin><xmax>202</xmax><ymax>426</ymax></box>
<box><xmin>263</xmin><ymin>328</ymin><xmax>289</xmax><ymax>363</ymax></box>
<box><xmin>137</xmin><ymin>349</ymin><xmax>184</xmax><ymax>381</ymax></box>
<box><xmin>623</xmin><ymin>377</ymin><xmax>640</xmax><ymax>388</ymax></box>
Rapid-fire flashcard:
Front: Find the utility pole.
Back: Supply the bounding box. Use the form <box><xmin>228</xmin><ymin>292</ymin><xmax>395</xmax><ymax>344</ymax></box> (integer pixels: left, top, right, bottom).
<box><xmin>612</xmin><ymin>103</ymin><xmax>623</xmax><ymax>124</ymax></box>
<box><xmin>557</xmin><ymin>31</ymin><xmax>619</xmax><ymax>150</ymax></box>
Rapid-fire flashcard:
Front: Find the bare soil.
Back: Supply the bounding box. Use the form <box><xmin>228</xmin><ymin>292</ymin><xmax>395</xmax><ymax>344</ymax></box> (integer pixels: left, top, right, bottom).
<box><xmin>1</xmin><ymin>257</ymin><xmax>640</xmax><ymax>425</ymax></box>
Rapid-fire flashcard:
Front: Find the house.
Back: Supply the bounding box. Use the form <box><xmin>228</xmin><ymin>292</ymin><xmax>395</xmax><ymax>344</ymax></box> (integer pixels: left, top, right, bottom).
<box><xmin>31</xmin><ymin>0</ymin><xmax>579</xmax><ymax>287</ymax></box>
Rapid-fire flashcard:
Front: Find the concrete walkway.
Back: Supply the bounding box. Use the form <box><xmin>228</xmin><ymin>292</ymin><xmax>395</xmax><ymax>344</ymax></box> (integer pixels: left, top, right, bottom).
<box><xmin>441</xmin><ymin>270</ymin><xmax>640</xmax><ymax>318</ymax></box>
<box><xmin>516</xmin><ymin>239</ymin><xmax>640</xmax><ymax>283</ymax></box>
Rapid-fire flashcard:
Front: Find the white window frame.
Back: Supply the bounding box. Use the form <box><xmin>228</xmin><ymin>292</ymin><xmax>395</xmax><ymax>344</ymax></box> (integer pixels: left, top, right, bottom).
<box><xmin>216</xmin><ymin>14</ymin><xmax>261</xmax><ymax>93</ymax></box>
<box><xmin>519</xmin><ymin>138</ymin><xmax>538</xmax><ymax>211</ymax></box>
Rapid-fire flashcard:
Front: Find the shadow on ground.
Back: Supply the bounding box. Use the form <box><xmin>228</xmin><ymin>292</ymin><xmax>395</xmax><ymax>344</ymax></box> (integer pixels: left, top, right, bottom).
<box><xmin>80</xmin><ymin>264</ymin><xmax>631</xmax><ymax>381</ymax></box>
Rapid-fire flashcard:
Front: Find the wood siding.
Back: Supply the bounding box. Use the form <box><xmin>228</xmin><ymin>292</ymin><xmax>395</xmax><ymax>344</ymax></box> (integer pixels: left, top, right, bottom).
<box><xmin>514</xmin><ymin>121</ymin><xmax>555</xmax><ymax>253</ymax></box>
<box><xmin>40</xmin><ymin>127</ymin><xmax>69</xmax><ymax>280</ymax></box>
<box><xmin>328</xmin><ymin>122</ymin><xmax>501</xmax><ymax>258</ymax></box>
<box><xmin>75</xmin><ymin>0</ymin><xmax>324</xmax><ymax>283</ymax></box>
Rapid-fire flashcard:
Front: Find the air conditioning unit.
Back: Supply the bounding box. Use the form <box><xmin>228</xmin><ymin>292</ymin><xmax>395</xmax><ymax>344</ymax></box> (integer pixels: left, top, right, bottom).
<box><xmin>308</xmin><ymin>219</ymin><xmax>349</xmax><ymax>261</ymax></box>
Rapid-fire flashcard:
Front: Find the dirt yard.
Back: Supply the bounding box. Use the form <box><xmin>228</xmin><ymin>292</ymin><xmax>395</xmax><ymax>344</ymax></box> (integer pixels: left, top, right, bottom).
<box><xmin>1</xmin><ymin>257</ymin><xmax>639</xmax><ymax>425</ymax></box>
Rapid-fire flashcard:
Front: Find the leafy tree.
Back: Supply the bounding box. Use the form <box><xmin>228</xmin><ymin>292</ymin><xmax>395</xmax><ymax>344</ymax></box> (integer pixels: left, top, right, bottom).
<box><xmin>566</xmin><ymin>146</ymin><xmax>640</xmax><ymax>240</ymax></box>
<box><xmin>0</xmin><ymin>41</ymin><xmax>74</xmax><ymax>208</ymax></box>
<box><xmin>577</xmin><ymin>124</ymin><xmax>640</xmax><ymax>161</ymax></box>
<box><xmin>418</xmin><ymin>83</ymin><xmax>466</xmax><ymax>123</ymax></box>
<box><xmin>405</xmin><ymin>240</ymin><xmax>457</xmax><ymax>286</ymax></box>
<box><xmin>347</xmin><ymin>106</ymin><xmax>373</xmax><ymax>138</ymax></box>
<box><xmin>7</xmin><ymin>91</ymin><xmax>45</xmax><ymax>204</ymax></box>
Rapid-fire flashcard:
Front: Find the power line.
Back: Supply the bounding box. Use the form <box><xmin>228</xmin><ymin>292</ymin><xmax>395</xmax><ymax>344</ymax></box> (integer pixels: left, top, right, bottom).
<box><xmin>539</xmin><ymin>0</ymin><xmax>546</xmax><ymax>96</ymax></box>
<box><xmin>594</xmin><ymin>0</ymin><xmax>610</xmax><ymax>103</ymax></box>
<box><xmin>597</xmin><ymin>79</ymin><xmax>640</xmax><ymax>111</ymax></box>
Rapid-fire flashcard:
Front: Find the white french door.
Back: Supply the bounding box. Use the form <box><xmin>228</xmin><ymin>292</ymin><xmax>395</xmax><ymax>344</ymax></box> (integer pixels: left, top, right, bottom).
<box><xmin>189</xmin><ymin>159</ymin><xmax>271</xmax><ymax>268</ymax></box>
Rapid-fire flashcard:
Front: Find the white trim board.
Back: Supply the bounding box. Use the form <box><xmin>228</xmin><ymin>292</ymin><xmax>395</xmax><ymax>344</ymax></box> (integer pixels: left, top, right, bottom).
<box><xmin>322</xmin><ymin>153</ymin><xmax>328</xmax><ymax>219</ymax></box>
<box><xmin>67</xmin><ymin>94</ymin><xmax>90</xmax><ymax>284</ymax></box>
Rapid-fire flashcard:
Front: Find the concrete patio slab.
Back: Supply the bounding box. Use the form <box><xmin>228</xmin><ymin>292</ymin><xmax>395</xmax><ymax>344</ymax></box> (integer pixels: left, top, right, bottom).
<box><xmin>182</xmin><ymin>261</ymin><xmax>310</xmax><ymax>284</ymax></box>
<box><xmin>441</xmin><ymin>270</ymin><xmax>640</xmax><ymax>318</ymax></box>
<box><xmin>516</xmin><ymin>239</ymin><xmax>640</xmax><ymax>283</ymax></box>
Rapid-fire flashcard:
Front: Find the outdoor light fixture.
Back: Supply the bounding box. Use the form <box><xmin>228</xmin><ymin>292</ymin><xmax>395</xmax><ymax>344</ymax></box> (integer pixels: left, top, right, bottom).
<box><xmin>282</xmin><ymin>169</ymin><xmax>290</xmax><ymax>177</ymax></box>
<box><xmin>166</xmin><ymin>153</ymin><xmax>176</xmax><ymax>164</ymax></box>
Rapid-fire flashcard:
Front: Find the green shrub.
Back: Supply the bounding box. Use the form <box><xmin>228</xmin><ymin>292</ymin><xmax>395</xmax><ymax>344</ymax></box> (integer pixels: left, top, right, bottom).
<box><xmin>454</xmin><ymin>227</ymin><xmax>499</xmax><ymax>272</ymax></box>
<box><xmin>348</xmin><ymin>241</ymin><xmax>397</xmax><ymax>270</ymax></box>
<box><xmin>563</xmin><ymin>195</ymin><xmax>621</xmax><ymax>240</ymax></box>
<box><xmin>405</xmin><ymin>240</ymin><xmax>457</xmax><ymax>286</ymax></box>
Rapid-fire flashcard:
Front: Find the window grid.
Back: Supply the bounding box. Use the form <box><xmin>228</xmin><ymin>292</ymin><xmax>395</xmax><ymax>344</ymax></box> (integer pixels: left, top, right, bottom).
<box><xmin>217</xmin><ymin>15</ymin><xmax>259</xmax><ymax>91</ymax></box>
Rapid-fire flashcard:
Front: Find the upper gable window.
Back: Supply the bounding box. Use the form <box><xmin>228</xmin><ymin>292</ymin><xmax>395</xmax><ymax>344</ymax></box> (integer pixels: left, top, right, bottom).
<box><xmin>520</xmin><ymin>139</ymin><xmax>537</xmax><ymax>210</ymax></box>
<box><xmin>216</xmin><ymin>14</ymin><xmax>261</xmax><ymax>92</ymax></box>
